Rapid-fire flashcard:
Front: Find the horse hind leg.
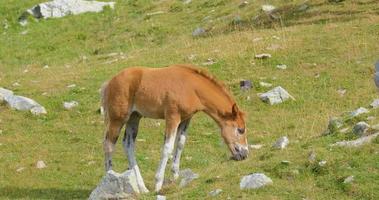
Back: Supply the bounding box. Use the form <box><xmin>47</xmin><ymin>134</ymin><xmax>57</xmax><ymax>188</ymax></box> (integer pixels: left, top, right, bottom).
<box><xmin>122</xmin><ymin>112</ymin><xmax>149</xmax><ymax>193</ymax></box>
<box><xmin>103</xmin><ymin>119</ymin><xmax>124</xmax><ymax>172</ymax></box>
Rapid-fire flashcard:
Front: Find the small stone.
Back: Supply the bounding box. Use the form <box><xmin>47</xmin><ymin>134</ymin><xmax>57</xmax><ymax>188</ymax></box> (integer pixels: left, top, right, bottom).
<box><xmin>272</xmin><ymin>136</ymin><xmax>289</xmax><ymax>149</ymax></box>
<box><xmin>157</xmin><ymin>195</ymin><xmax>166</xmax><ymax>200</ymax></box>
<box><xmin>187</xmin><ymin>54</ymin><xmax>196</xmax><ymax>61</ymax></box>
<box><xmin>16</xmin><ymin>167</ymin><xmax>25</xmax><ymax>172</ymax></box>
<box><xmin>281</xmin><ymin>160</ymin><xmax>290</xmax><ymax>165</ymax></box>
<box><xmin>240</xmin><ymin>173</ymin><xmax>273</xmax><ymax>189</ymax></box>
<box><xmin>276</xmin><ymin>64</ymin><xmax>287</xmax><ymax>70</ymax></box>
<box><xmin>343</xmin><ymin>175</ymin><xmax>354</xmax><ymax>184</ymax></box>
<box><xmin>209</xmin><ymin>189</ymin><xmax>222</xmax><ymax>196</ymax></box>
<box><xmin>23</xmin><ymin>69</ymin><xmax>29</xmax><ymax>73</ymax></box>
<box><xmin>19</xmin><ymin>19</ymin><xmax>28</xmax><ymax>26</ymax></box>
<box><xmin>183</xmin><ymin>0</ymin><xmax>192</xmax><ymax>5</ymax></box>
<box><xmin>192</xmin><ymin>27</ymin><xmax>206</xmax><ymax>37</ymax></box>
<box><xmin>30</xmin><ymin>106</ymin><xmax>47</xmax><ymax>115</ymax></box>
<box><xmin>350</xmin><ymin>107</ymin><xmax>369</xmax><ymax>117</ymax></box>
<box><xmin>63</xmin><ymin>101</ymin><xmax>79</xmax><ymax>110</ymax></box>
<box><xmin>240</xmin><ymin>80</ymin><xmax>252</xmax><ymax>91</ymax></box>
<box><xmin>337</xmin><ymin>88</ymin><xmax>346</xmax><ymax>96</ymax></box>
<box><xmin>36</xmin><ymin>160</ymin><xmax>47</xmax><ymax>169</ymax></box>
<box><xmin>12</xmin><ymin>82</ymin><xmax>21</xmax><ymax>87</ymax></box>
<box><xmin>259</xmin><ymin>81</ymin><xmax>272</xmax><ymax>88</ymax></box>
<box><xmin>318</xmin><ymin>160</ymin><xmax>327</xmax><ymax>167</ymax></box>
<box><xmin>326</xmin><ymin>117</ymin><xmax>343</xmax><ymax>134</ymax></box>
<box><xmin>261</xmin><ymin>5</ymin><xmax>276</xmax><ymax>13</ymax></box>
<box><xmin>249</xmin><ymin>144</ymin><xmax>263</xmax><ymax>149</ymax></box>
<box><xmin>179</xmin><ymin>169</ymin><xmax>199</xmax><ymax>187</ymax></box>
<box><xmin>43</xmin><ymin>65</ymin><xmax>49</xmax><ymax>69</ymax></box>
<box><xmin>202</xmin><ymin>58</ymin><xmax>216</xmax><ymax>66</ymax></box>
<box><xmin>67</xmin><ymin>84</ymin><xmax>76</xmax><ymax>88</ymax></box>
<box><xmin>352</xmin><ymin>121</ymin><xmax>370</xmax><ymax>136</ymax></box>
<box><xmin>272</xmin><ymin>35</ymin><xmax>280</xmax><ymax>40</ymax></box>
<box><xmin>255</xmin><ymin>53</ymin><xmax>271</xmax><ymax>59</ymax></box>
<box><xmin>331</xmin><ymin>132</ymin><xmax>379</xmax><ymax>147</ymax></box>
<box><xmin>260</xmin><ymin>86</ymin><xmax>294</xmax><ymax>105</ymax></box>
<box><xmin>308</xmin><ymin>151</ymin><xmax>316</xmax><ymax>162</ymax></box>
<box><xmin>370</xmin><ymin>99</ymin><xmax>379</xmax><ymax>109</ymax></box>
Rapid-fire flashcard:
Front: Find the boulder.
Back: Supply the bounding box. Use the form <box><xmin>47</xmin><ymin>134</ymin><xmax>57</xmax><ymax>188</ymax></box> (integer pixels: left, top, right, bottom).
<box><xmin>330</xmin><ymin>132</ymin><xmax>379</xmax><ymax>147</ymax></box>
<box><xmin>352</xmin><ymin>121</ymin><xmax>370</xmax><ymax>136</ymax></box>
<box><xmin>272</xmin><ymin>136</ymin><xmax>289</xmax><ymax>149</ymax></box>
<box><xmin>179</xmin><ymin>168</ymin><xmax>199</xmax><ymax>187</ymax></box>
<box><xmin>240</xmin><ymin>173</ymin><xmax>272</xmax><ymax>189</ymax></box>
<box><xmin>6</xmin><ymin>95</ymin><xmax>46</xmax><ymax>115</ymax></box>
<box><xmin>89</xmin><ymin>170</ymin><xmax>140</xmax><ymax>200</ymax></box>
<box><xmin>24</xmin><ymin>0</ymin><xmax>115</xmax><ymax>19</ymax></box>
<box><xmin>260</xmin><ymin>86</ymin><xmax>294</xmax><ymax>105</ymax></box>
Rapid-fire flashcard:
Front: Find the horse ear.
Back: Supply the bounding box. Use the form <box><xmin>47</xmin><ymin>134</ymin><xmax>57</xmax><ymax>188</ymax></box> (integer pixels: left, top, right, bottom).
<box><xmin>232</xmin><ymin>103</ymin><xmax>238</xmax><ymax>117</ymax></box>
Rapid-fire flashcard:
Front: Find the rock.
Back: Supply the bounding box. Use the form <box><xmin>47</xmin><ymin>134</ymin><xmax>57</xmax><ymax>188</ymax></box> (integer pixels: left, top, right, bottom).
<box><xmin>63</xmin><ymin>101</ymin><xmax>79</xmax><ymax>110</ymax></box>
<box><xmin>326</xmin><ymin>117</ymin><xmax>343</xmax><ymax>134</ymax></box>
<box><xmin>24</xmin><ymin>0</ymin><xmax>115</xmax><ymax>20</ymax></box>
<box><xmin>255</xmin><ymin>53</ymin><xmax>271</xmax><ymax>59</ymax></box>
<box><xmin>12</xmin><ymin>82</ymin><xmax>21</xmax><ymax>87</ymax></box>
<box><xmin>16</xmin><ymin>167</ymin><xmax>25</xmax><ymax>172</ymax></box>
<box><xmin>272</xmin><ymin>35</ymin><xmax>280</xmax><ymax>40</ymax></box>
<box><xmin>0</xmin><ymin>87</ymin><xmax>14</xmax><ymax>102</ymax></box>
<box><xmin>192</xmin><ymin>27</ymin><xmax>206</xmax><ymax>37</ymax></box>
<box><xmin>240</xmin><ymin>80</ymin><xmax>252</xmax><ymax>91</ymax></box>
<box><xmin>281</xmin><ymin>160</ymin><xmax>290</xmax><ymax>165</ymax></box>
<box><xmin>36</xmin><ymin>160</ymin><xmax>47</xmax><ymax>169</ymax></box>
<box><xmin>259</xmin><ymin>81</ymin><xmax>272</xmax><ymax>88</ymax></box>
<box><xmin>370</xmin><ymin>99</ymin><xmax>379</xmax><ymax>109</ymax></box>
<box><xmin>179</xmin><ymin>168</ymin><xmax>199</xmax><ymax>187</ymax></box>
<box><xmin>276</xmin><ymin>64</ymin><xmax>287</xmax><ymax>70</ymax></box>
<box><xmin>272</xmin><ymin>136</ymin><xmax>289</xmax><ymax>149</ymax></box>
<box><xmin>318</xmin><ymin>160</ymin><xmax>327</xmax><ymax>167</ymax></box>
<box><xmin>337</xmin><ymin>88</ymin><xmax>346</xmax><ymax>96</ymax></box>
<box><xmin>183</xmin><ymin>0</ymin><xmax>192</xmax><ymax>4</ymax></box>
<box><xmin>43</xmin><ymin>65</ymin><xmax>49</xmax><ymax>69</ymax></box>
<box><xmin>350</xmin><ymin>107</ymin><xmax>369</xmax><ymax>117</ymax></box>
<box><xmin>89</xmin><ymin>170</ymin><xmax>139</xmax><ymax>200</ymax></box>
<box><xmin>209</xmin><ymin>189</ymin><xmax>222</xmax><ymax>196</ymax></box>
<box><xmin>260</xmin><ymin>86</ymin><xmax>294</xmax><ymax>105</ymax></box>
<box><xmin>343</xmin><ymin>175</ymin><xmax>354</xmax><ymax>184</ymax></box>
<box><xmin>308</xmin><ymin>151</ymin><xmax>316</xmax><ymax>162</ymax></box>
<box><xmin>330</xmin><ymin>132</ymin><xmax>379</xmax><ymax>147</ymax></box>
<box><xmin>249</xmin><ymin>144</ymin><xmax>263</xmax><ymax>149</ymax></box>
<box><xmin>6</xmin><ymin>95</ymin><xmax>46</xmax><ymax>115</ymax></box>
<box><xmin>352</xmin><ymin>121</ymin><xmax>370</xmax><ymax>136</ymax></box>
<box><xmin>261</xmin><ymin>5</ymin><xmax>276</xmax><ymax>13</ymax></box>
<box><xmin>202</xmin><ymin>58</ymin><xmax>216</xmax><ymax>66</ymax></box>
<box><xmin>240</xmin><ymin>173</ymin><xmax>273</xmax><ymax>189</ymax></box>
<box><xmin>67</xmin><ymin>84</ymin><xmax>76</xmax><ymax>88</ymax></box>
<box><xmin>157</xmin><ymin>195</ymin><xmax>166</xmax><ymax>200</ymax></box>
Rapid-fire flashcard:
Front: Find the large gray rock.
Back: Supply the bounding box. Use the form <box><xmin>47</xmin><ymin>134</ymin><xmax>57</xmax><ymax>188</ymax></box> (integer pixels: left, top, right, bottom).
<box><xmin>331</xmin><ymin>132</ymin><xmax>379</xmax><ymax>147</ymax></box>
<box><xmin>260</xmin><ymin>86</ymin><xmax>294</xmax><ymax>105</ymax></box>
<box><xmin>352</xmin><ymin>121</ymin><xmax>370</xmax><ymax>136</ymax></box>
<box><xmin>6</xmin><ymin>95</ymin><xmax>46</xmax><ymax>115</ymax></box>
<box><xmin>0</xmin><ymin>88</ymin><xmax>13</xmax><ymax>102</ymax></box>
<box><xmin>24</xmin><ymin>0</ymin><xmax>115</xmax><ymax>19</ymax></box>
<box><xmin>240</xmin><ymin>173</ymin><xmax>273</xmax><ymax>189</ymax></box>
<box><xmin>179</xmin><ymin>168</ymin><xmax>199</xmax><ymax>187</ymax></box>
<box><xmin>89</xmin><ymin>170</ymin><xmax>139</xmax><ymax>200</ymax></box>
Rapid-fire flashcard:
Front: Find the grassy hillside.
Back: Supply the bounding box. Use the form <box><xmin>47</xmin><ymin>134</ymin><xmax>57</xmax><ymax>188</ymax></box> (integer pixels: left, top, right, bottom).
<box><xmin>1</xmin><ymin>0</ymin><xmax>379</xmax><ymax>199</ymax></box>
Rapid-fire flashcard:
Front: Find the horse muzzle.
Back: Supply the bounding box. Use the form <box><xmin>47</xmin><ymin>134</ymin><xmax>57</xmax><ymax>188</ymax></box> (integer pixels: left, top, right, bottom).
<box><xmin>231</xmin><ymin>144</ymin><xmax>249</xmax><ymax>161</ymax></box>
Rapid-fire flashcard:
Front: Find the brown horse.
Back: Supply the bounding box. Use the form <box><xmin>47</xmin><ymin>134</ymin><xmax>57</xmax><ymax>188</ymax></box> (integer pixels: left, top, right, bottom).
<box><xmin>101</xmin><ymin>64</ymin><xmax>248</xmax><ymax>192</ymax></box>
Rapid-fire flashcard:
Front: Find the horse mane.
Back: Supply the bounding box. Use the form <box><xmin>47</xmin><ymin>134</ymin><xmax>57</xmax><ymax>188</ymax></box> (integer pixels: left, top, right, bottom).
<box><xmin>176</xmin><ymin>64</ymin><xmax>236</xmax><ymax>104</ymax></box>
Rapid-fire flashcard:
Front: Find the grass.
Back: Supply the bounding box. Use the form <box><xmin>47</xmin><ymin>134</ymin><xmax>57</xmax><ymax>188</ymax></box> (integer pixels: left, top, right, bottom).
<box><xmin>1</xmin><ymin>0</ymin><xmax>379</xmax><ymax>199</ymax></box>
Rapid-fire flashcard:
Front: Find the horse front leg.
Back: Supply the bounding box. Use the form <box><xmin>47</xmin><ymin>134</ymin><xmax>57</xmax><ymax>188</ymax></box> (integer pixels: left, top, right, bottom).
<box><xmin>155</xmin><ymin>114</ymin><xmax>181</xmax><ymax>192</ymax></box>
<box><xmin>171</xmin><ymin>118</ymin><xmax>191</xmax><ymax>180</ymax></box>
<box><xmin>122</xmin><ymin>113</ymin><xmax>149</xmax><ymax>193</ymax></box>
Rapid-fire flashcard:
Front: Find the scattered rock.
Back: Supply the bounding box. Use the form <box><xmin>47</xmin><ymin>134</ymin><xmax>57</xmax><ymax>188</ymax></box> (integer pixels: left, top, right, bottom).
<box><xmin>240</xmin><ymin>173</ymin><xmax>273</xmax><ymax>189</ymax></box>
<box><xmin>89</xmin><ymin>170</ymin><xmax>139</xmax><ymax>200</ymax></box>
<box><xmin>179</xmin><ymin>169</ymin><xmax>199</xmax><ymax>187</ymax></box>
<box><xmin>352</xmin><ymin>121</ymin><xmax>370</xmax><ymax>136</ymax></box>
<box><xmin>209</xmin><ymin>189</ymin><xmax>222</xmax><ymax>196</ymax></box>
<box><xmin>308</xmin><ymin>151</ymin><xmax>316</xmax><ymax>162</ymax></box>
<box><xmin>260</xmin><ymin>86</ymin><xmax>294</xmax><ymax>105</ymax></box>
<box><xmin>192</xmin><ymin>27</ymin><xmax>206</xmax><ymax>37</ymax></box>
<box><xmin>16</xmin><ymin>167</ymin><xmax>25</xmax><ymax>172</ymax></box>
<box><xmin>261</xmin><ymin>5</ymin><xmax>276</xmax><ymax>13</ymax></box>
<box><xmin>281</xmin><ymin>160</ymin><xmax>290</xmax><ymax>165</ymax></box>
<box><xmin>240</xmin><ymin>80</ymin><xmax>252</xmax><ymax>91</ymax></box>
<box><xmin>318</xmin><ymin>160</ymin><xmax>327</xmax><ymax>167</ymax></box>
<box><xmin>350</xmin><ymin>107</ymin><xmax>369</xmax><ymax>117</ymax></box>
<box><xmin>63</xmin><ymin>101</ymin><xmax>79</xmax><ymax>110</ymax></box>
<box><xmin>370</xmin><ymin>99</ymin><xmax>379</xmax><ymax>109</ymax></box>
<box><xmin>30</xmin><ymin>106</ymin><xmax>47</xmax><ymax>115</ymax></box>
<box><xmin>43</xmin><ymin>65</ymin><xmax>49</xmax><ymax>69</ymax></box>
<box><xmin>187</xmin><ymin>54</ymin><xmax>196</xmax><ymax>61</ymax></box>
<box><xmin>255</xmin><ymin>53</ymin><xmax>271</xmax><ymax>59</ymax></box>
<box><xmin>36</xmin><ymin>160</ymin><xmax>47</xmax><ymax>169</ymax></box>
<box><xmin>23</xmin><ymin>0</ymin><xmax>115</xmax><ymax>20</ymax></box>
<box><xmin>6</xmin><ymin>95</ymin><xmax>47</xmax><ymax>115</ymax></box>
<box><xmin>202</xmin><ymin>58</ymin><xmax>216</xmax><ymax>66</ymax></box>
<box><xmin>12</xmin><ymin>82</ymin><xmax>21</xmax><ymax>87</ymax></box>
<box><xmin>331</xmin><ymin>132</ymin><xmax>379</xmax><ymax>147</ymax></box>
<box><xmin>259</xmin><ymin>81</ymin><xmax>272</xmax><ymax>88</ymax></box>
<box><xmin>249</xmin><ymin>144</ymin><xmax>263</xmax><ymax>149</ymax></box>
<box><xmin>183</xmin><ymin>0</ymin><xmax>192</xmax><ymax>5</ymax></box>
<box><xmin>67</xmin><ymin>84</ymin><xmax>76</xmax><ymax>88</ymax></box>
<box><xmin>157</xmin><ymin>195</ymin><xmax>166</xmax><ymax>200</ymax></box>
<box><xmin>343</xmin><ymin>175</ymin><xmax>354</xmax><ymax>184</ymax></box>
<box><xmin>337</xmin><ymin>88</ymin><xmax>346</xmax><ymax>96</ymax></box>
<box><xmin>0</xmin><ymin>87</ymin><xmax>14</xmax><ymax>102</ymax></box>
<box><xmin>272</xmin><ymin>136</ymin><xmax>289</xmax><ymax>149</ymax></box>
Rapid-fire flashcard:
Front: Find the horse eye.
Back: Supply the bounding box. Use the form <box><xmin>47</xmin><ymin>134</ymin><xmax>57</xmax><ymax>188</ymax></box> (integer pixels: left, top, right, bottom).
<box><xmin>237</xmin><ymin>128</ymin><xmax>245</xmax><ymax>134</ymax></box>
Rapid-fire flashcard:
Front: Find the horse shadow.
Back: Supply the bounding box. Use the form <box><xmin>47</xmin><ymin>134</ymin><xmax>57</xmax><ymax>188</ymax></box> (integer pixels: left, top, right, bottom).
<box><xmin>0</xmin><ymin>187</ymin><xmax>91</xmax><ymax>200</ymax></box>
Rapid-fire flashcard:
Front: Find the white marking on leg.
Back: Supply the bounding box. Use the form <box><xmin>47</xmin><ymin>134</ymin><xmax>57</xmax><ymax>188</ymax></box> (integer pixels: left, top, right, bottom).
<box><xmin>155</xmin><ymin>133</ymin><xmax>177</xmax><ymax>192</ymax></box>
<box><xmin>172</xmin><ymin>134</ymin><xmax>186</xmax><ymax>179</ymax></box>
<box><xmin>103</xmin><ymin>139</ymin><xmax>115</xmax><ymax>172</ymax></box>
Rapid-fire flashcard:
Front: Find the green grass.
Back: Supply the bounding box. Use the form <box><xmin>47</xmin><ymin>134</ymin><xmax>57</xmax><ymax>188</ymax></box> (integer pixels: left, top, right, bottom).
<box><xmin>1</xmin><ymin>0</ymin><xmax>379</xmax><ymax>199</ymax></box>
